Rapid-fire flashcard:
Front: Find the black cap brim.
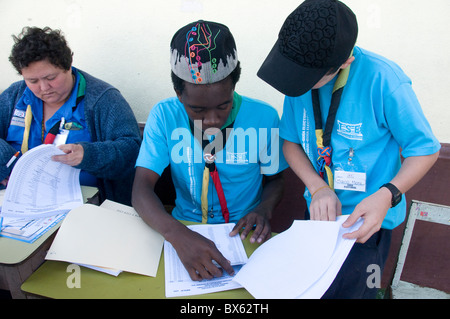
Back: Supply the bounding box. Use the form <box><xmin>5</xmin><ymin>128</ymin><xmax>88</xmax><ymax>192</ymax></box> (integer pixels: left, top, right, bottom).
<box><xmin>257</xmin><ymin>41</ymin><xmax>331</xmax><ymax>97</ymax></box>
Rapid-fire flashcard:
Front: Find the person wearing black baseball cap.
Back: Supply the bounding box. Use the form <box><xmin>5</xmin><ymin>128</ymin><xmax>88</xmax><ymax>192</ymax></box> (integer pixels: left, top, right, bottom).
<box><xmin>259</xmin><ymin>0</ymin><xmax>440</xmax><ymax>298</ymax></box>
<box><xmin>132</xmin><ymin>20</ymin><xmax>288</xmax><ymax>282</ymax></box>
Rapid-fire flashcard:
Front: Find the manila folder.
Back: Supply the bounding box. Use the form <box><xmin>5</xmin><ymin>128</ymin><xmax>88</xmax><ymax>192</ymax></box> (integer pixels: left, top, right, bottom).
<box><xmin>46</xmin><ymin>203</ymin><xmax>164</xmax><ymax>277</ymax></box>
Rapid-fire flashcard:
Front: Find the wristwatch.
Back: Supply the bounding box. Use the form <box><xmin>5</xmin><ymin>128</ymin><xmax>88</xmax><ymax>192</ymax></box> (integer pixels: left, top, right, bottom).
<box><xmin>380</xmin><ymin>183</ymin><xmax>402</xmax><ymax>207</ymax></box>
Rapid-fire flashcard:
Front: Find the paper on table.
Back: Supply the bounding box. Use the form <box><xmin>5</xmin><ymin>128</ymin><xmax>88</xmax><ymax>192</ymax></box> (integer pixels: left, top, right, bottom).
<box><xmin>233</xmin><ymin>215</ymin><xmax>363</xmax><ymax>299</ymax></box>
<box><xmin>0</xmin><ymin>144</ymin><xmax>83</xmax><ymax>219</ymax></box>
<box><xmin>46</xmin><ymin>201</ymin><xmax>165</xmax><ymax>277</ymax></box>
<box><xmin>187</xmin><ymin>223</ymin><xmax>248</xmax><ymax>266</ymax></box>
<box><xmin>77</xmin><ymin>263</ymin><xmax>122</xmax><ymax>277</ymax></box>
<box><xmin>164</xmin><ymin>223</ymin><xmax>248</xmax><ymax>298</ymax></box>
<box><xmin>0</xmin><ymin>213</ymin><xmax>66</xmax><ymax>243</ymax></box>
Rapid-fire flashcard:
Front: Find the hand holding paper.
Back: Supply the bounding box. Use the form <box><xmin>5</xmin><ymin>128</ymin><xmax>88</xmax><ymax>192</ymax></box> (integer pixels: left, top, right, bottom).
<box><xmin>343</xmin><ymin>188</ymin><xmax>390</xmax><ymax>243</ymax></box>
<box><xmin>0</xmin><ymin>144</ymin><xmax>83</xmax><ymax>219</ymax></box>
<box><xmin>52</xmin><ymin>144</ymin><xmax>85</xmax><ymax>166</ymax></box>
<box><xmin>233</xmin><ymin>215</ymin><xmax>363</xmax><ymax>299</ymax></box>
<box><xmin>309</xmin><ymin>184</ymin><xmax>342</xmax><ymax>221</ymax></box>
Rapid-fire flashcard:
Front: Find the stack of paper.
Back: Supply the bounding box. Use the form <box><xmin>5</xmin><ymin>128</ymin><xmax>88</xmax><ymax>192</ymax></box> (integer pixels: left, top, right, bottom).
<box><xmin>45</xmin><ymin>200</ymin><xmax>165</xmax><ymax>277</ymax></box>
<box><xmin>0</xmin><ymin>213</ymin><xmax>66</xmax><ymax>243</ymax></box>
<box><xmin>164</xmin><ymin>223</ymin><xmax>248</xmax><ymax>297</ymax></box>
<box><xmin>0</xmin><ymin>145</ymin><xmax>83</xmax><ymax>243</ymax></box>
<box><xmin>233</xmin><ymin>215</ymin><xmax>363</xmax><ymax>299</ymax></box>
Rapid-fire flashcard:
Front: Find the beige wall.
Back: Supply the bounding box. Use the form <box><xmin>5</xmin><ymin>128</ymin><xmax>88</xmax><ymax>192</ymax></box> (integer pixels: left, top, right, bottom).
<box><xmin>1</xmin><ymin>0</ymin><xmax>449</xmax><ymax>142</ymax></box>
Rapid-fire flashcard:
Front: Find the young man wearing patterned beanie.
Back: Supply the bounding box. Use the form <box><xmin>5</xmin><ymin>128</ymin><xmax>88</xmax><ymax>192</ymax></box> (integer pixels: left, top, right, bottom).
<box><xmin>258</xmin><ymin>0</ymin><xmax>440</xmax><ymax>298</ymax></box>
<box><xmin>132</xmin><ymin>21</ymin><xmax>288</xmax><ymax>281</ymax></box>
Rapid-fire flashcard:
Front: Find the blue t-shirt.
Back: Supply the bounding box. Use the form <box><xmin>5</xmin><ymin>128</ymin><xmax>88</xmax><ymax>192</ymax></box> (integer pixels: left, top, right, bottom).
<box><xmin>280</xmin><ymin>47</ymin><xmax>440</xmax><ymax>230</ymax></box>
<box><xmin>6</xmin><ymin>68</ymin><xmax>97</xmax><ymax>186</ymax></box>
<box><xmin>136</xmin><ymin>95</ymin><xmax>288</xmax><ymax>223</ymax></box>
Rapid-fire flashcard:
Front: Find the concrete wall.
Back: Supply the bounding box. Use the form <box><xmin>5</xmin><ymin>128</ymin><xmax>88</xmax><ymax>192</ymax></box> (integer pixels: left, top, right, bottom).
<box><xmin>1</xmin><ymin>0</ymin><xmax>449</xmax><ymax>142</ymax></box>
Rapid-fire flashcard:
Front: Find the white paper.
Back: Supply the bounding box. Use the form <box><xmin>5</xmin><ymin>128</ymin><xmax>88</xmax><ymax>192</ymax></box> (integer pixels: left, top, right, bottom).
<box><xmin>164</xmin><ymin>223</ymin><xmax>248</xmax><ymax>298</ymax></box>
<box><xmin>46</xmin><ymin>202</ymin><xmax>165</xmax><ymax>277</ymax></box>
<box><xmin>77</xmin><ymin>263</ymin><xmax>122</xmax><ymax>276</ymax></box>
<box><xmin>233</xmin><ymin>215</ymin><xmax>363</xmax><ymax>299</ymax></box>
<box><xmin>0</xmin><ymin>145</ymin><xmax>83</xmax><ymax>219</ymax></box>
<box><xmin>295</xmin><ymin>217</ymin><xmax>363</xmax><ymax>298</ymax></box>
<box><xmin>186</xmin><ymin>223</ymin><xmax>249</xmax><ymax>266</ymax></box>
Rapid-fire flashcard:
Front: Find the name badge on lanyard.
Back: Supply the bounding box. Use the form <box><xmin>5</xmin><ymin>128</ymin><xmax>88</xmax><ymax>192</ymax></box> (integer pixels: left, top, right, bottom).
<box><xmin>51</xmin><ymin>117</ymin><xmax>69</xmax><ymax>146</ymax></box>
<box><xmin>333</xmin><ymin>147</ymin><xmax>366</xmax><ymax>192</ymax></box>
<box><xmin>53</xmin><ymin>128</ymin><xmax>69</xmax><ymax>146</ymax></box>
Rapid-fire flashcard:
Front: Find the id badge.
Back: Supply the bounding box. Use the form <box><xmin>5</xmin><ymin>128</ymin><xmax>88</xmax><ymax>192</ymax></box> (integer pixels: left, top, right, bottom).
<box><xmin>334</xmin><ymin>169</ymin><xmax>366</xmax><ymax>192</ymax></box>
<box><xmin>53</xmin><ymin>129</ymin><xmax>69</xmax><ymax>146</ymax></box>
<box><xmin>333</xmin><ymin>148</ymin><xmax>366</xmax><ymax>192</ymax></box>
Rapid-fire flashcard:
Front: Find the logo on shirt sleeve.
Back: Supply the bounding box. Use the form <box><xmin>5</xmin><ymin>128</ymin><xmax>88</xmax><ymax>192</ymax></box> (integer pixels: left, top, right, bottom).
<box><xmin>336</xmin><ymin>120</ymin><xmax>363</xmax><ymax>141</ymax></box>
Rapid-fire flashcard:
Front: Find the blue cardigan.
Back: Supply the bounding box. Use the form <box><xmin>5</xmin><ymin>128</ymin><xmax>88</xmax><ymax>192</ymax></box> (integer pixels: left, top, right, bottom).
<box><xmin>0</xmin><ymin>68</ymin><xmax>141</xmax><ymax>205</ymax></box>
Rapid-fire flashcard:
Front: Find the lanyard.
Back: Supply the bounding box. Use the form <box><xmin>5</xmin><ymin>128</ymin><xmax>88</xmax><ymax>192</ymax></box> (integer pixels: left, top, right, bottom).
<box><xmin>189</xmin><ymin>92</ymin><xmax>242</xmax><ymax>223</ymax></box>
<box><xmin>311</xmin><ymin>62</ymin><xmax>351</xmax><ymax>189</ymax></box>
<box><xmin>190</xmin><ymin>119</ymin><xmax>234</xmax><ymax>223</ymax></box>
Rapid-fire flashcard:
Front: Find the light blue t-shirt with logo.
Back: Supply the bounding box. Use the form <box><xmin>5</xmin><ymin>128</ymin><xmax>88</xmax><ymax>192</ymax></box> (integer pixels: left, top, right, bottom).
<box><xmin>136</xmin><ymin>95</ymin><xmax>288</xmax><ymax>223</ymax></box>
<box><xmin>280</xmin><ymin>46</ymin><xmax>440</xmax><ymax>230</ymax></box>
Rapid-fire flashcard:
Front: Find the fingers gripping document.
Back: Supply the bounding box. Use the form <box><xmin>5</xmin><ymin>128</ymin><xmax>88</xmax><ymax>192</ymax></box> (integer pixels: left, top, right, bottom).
<box><xmin>164</xmin><ymin>223</ymin><xmax>248</xmax><ymax>298</ymax></box>
<box><xmin>233</xmin><ymin>215</ymin><xmax>363</xmax><ymax>299</ymax></box>
<box><xmin>0</xmin><ymin>144</ymin><xmax>83</xmax><ymax>219</ymax></box>
<box><xmin>0</xmin><ymin>145</ymin><xmax>83</xmax><ymax>243</ymax></box>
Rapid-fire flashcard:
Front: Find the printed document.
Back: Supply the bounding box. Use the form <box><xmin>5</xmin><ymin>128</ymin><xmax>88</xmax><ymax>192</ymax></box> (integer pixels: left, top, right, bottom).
<box><xmin>233</xmin><ymin>215</ymin><xmax>363</xmax><ymax>299</ymax></box>
<box><xmin>46</xmin><ymin>201</ymin><xmax>164</xmax><ymax>277</ymax></box>
<box><xmin>164</xmin><ymin>223</ymin><xmax>248</xmax><ymax>297</ymax></box>
<box><xmin>0</xmin><ymin>144</ymin><xmax>83</xmax><ymax>219</ymax></box>
<box><xmin>0</xmin><ymin>213</ymin><xmax>66</xmax><ymax>243</ymax></box>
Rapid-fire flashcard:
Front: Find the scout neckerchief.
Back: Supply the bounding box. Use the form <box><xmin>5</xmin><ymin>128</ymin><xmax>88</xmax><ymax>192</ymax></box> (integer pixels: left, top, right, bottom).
<box><xmin>311</xmin><ymin>57</ymin><xmax>351</xmax><ymax>190</ymax></box>
<box><xmin>21</xmin><ymin>71</ymin><xmax>86</xmax><ymax>154</ymax></box>
<box><xmin>190</xmin><ymin>92</ymin><xmax>242</xmax><ymax>223</ymax></box>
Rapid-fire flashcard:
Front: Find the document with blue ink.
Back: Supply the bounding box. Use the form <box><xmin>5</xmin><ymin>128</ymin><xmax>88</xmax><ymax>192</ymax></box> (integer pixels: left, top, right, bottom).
<box><xmin>164</xmin><ymin>223</ymin><xmax>248</xmax><ymax>297</ymax></box>
<box><xmin>0</xmin><ymin>212</ymin><xmax>66</xmax><ymax>243</ymax></box>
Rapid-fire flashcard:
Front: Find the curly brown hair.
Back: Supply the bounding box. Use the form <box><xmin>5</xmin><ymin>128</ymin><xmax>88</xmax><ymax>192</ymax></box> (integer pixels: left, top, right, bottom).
<box><xmin>9</xmin><ymin>26</ymin><xmax>73</xmax><ymax>74</ymax></box>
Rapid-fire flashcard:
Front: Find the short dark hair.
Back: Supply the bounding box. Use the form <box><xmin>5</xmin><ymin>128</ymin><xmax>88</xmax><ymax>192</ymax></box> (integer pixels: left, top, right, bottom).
<box><xmin>9</xmin><ymin>26</ymin><xmax>73</xmax><ymax>74</ymax></box>
<box><xmin>171</xmin><ymin>61</ymin><xmax>242</xmax><ymax>95</ymax></box>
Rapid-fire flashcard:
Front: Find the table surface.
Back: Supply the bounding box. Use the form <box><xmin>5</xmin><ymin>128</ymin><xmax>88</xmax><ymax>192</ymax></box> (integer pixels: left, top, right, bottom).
<box><xmin>0</xmin><ymin>186</ymin><xmax>99</xmax><ymax>265</ymax></box>
<box><xmin>21</xmin><ymin>225</ymin><xmax>265</xmax><ymax>299</ymax></box>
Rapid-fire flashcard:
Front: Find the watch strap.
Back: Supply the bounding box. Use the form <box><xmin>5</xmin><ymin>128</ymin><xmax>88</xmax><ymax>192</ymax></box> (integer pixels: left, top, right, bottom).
<box><xmin>380</xmin><ymin>183</ymin><xmax>402</xmax><ymax>207</ymax></box>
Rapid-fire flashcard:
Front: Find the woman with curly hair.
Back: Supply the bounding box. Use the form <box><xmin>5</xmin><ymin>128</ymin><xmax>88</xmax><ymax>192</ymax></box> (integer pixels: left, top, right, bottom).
<box><xmin>0</xmin><ymin>27</ymin><xmax>141</xmax><ymax>205</ymax></box>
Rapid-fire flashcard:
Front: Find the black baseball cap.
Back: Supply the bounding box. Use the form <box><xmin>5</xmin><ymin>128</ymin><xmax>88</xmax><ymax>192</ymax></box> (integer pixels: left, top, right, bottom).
<box><xmin>258</xmin><ymin>0</ymin><xmax>358</xmax><ymax>97</ymax></box>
